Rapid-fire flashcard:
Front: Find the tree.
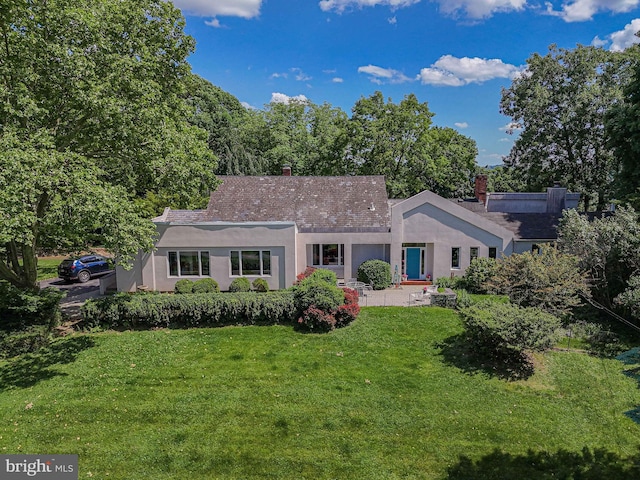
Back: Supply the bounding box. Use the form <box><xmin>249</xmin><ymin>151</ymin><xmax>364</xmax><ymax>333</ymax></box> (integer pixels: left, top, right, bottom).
<box><xmin>412</xmin><ymin>126</ymin><xmax>478</xmax><ymax>198</ymax></box>
<box><xmin>488</xmin><ymin>246</ymin><xmax>588</xmax><ymax>319</ymax></box>
<box><xmin>500</xmin><ymin>45</ymin><xmax>630</xmax><ymax>211</ymax></box>
<box><xmin>347</xmin><ymin>92</ymin><xmax>434</xmax><ymax>198</ymax></box>
<box><xmin>605</xmin><ymin>45</ymin><xmax>640</xmax><ymax>206</ymax></box>
<box><xmin>185</xmin><ymin>75</ymin><xmax>264</xmax><ymax>176</ymax></box>
<box><xmin>557</xmin><ymin>207</ymin><xmax>640</xmax><ymax>307</ymax></box>
<box><xmin>0</xmin><ymin>0</ymin><xmax>217</xmax><ymax>289</ymax></box>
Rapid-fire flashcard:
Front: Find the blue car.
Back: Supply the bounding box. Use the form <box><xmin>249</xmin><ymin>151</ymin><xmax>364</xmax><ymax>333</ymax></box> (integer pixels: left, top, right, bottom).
<box><xmin>57</xmin><ymin>255</ymin><xmax>114</xmax><ymax>283</ymax></box>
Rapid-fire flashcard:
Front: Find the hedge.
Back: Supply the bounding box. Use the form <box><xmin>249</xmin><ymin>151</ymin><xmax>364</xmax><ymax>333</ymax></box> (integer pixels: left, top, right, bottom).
<box><xmin>82</xmin><ymin>291</ymin><xmax>297</xmax><ymax>329</ymax></box>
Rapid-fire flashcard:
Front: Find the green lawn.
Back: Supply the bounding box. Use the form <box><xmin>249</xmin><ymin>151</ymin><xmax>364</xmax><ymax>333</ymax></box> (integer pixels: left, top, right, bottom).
<box><xmin>37</xmin><ymin>257</ymin><xmax>63</xmax><ymax>281</ymax></box>
<box><xmin>1</xmin><ymin>307</ymin><xmax>639</xmax><ymax>479</ymax></box>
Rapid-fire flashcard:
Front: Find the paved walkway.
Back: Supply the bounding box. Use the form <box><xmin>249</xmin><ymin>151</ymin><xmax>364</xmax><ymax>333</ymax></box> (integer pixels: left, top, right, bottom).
<box><xmin>357</xmin><ymin>285</ymin><xmax>433</xmax><ymax>307</ymax></box>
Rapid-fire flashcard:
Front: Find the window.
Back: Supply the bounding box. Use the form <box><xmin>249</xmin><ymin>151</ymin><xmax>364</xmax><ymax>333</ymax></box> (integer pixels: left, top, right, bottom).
<box><xmin>488</xmin><ymin>247</ymin><xmax>497</xmax><ymax>259</ymax></box>
<box><xmin>168</xmin><ymin>251</ymin><xmax>210</xmax><ymax>277</ymax></box>
<box><xmin>312</xmin><ymin>244</ymin><xmax>344</xmax><ymax>266</ymax></box>
<box><xmin>532</xmin><ymin>244</ymin><xmax>541</xmax><ymax>254</ymax></box>
<box><xmin>451</xmin><ymin>247</ymin><xmax>461</xmax><ymax>269</ymax></box>
<box><xmin>470</xmin><ymin>247</ymin><xmax>479</xmax><ymax>262</ymax></box>
<box><xmin>230</xmin><ymin>250</ymin><xmax>271</xmax><ymax>276</ymax></box>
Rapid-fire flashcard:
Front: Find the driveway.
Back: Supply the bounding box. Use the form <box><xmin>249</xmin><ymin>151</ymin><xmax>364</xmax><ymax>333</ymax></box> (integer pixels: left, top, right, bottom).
<box><xmin>41</xmin><ymin>277</ymin><xmax>102</xmax><ymax>320</ymax></box>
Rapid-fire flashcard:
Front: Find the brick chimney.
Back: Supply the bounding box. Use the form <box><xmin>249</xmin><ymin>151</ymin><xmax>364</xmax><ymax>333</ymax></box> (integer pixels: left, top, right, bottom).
<box><xmin>282</xmin><ymin>164</ymin><xmax>292</xmax><ymax>176</ymax></box>
<box><xmin>474</xmin><ymin>174</ymin><xmax>488</xmax><ymax>205</ymax></box>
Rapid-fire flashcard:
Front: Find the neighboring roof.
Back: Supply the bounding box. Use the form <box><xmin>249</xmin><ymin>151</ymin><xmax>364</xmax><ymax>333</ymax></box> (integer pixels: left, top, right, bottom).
<box><xmin>477</xmin><ymin>212</ymin><xmax>561</xmax><ymax>240</ymax></box>
<box><xmin>154</xmin><ymin>208</ymin><xmax>205</xmax><ymax>223</ymax></box>
<box><xmin>198</xmin><ymin>176</ymin><xmax>391</xmax><ymax>232</ymax></box>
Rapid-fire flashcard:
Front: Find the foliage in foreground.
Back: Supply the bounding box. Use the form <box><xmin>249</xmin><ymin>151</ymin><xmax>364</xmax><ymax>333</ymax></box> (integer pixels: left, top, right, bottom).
<box><xmin>1</xmin><ymin>308</ymin><xmax>639</xmax><ymax>479</ymax></box>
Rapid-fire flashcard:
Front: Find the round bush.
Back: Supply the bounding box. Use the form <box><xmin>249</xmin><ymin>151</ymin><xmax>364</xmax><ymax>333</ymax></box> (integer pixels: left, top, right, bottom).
<box><xmin>293</xmin><ymin>279</ymin><xmax>345</xmax><ymax>313</ymax></box>
<box><xmin>174</xmin><ymin>279</ymin><xmax>194</xmax><ymax>294</ymax></box>
<box><xmin>229</xmin><ymin>277</ymin><xmax>251</xmax><ymax>292</ymax></box>
<box><xmin>357</xmin><ymin>260</ymin><xmax>392</xmax><ymax>290</ymax></box>
<box><xmin>308</xmin><ymin>268</ymin><xmax>337</xmax><ymax>285</ymax></box>
<box><xmin>192</xmin><ymin>278</ymin><xmax>220</xmax><ymax>294</ymax></box>
<box><xmin>252</xmin><ymin>278</ymin><xmax>269</xmax><ymax>292</ymax></box>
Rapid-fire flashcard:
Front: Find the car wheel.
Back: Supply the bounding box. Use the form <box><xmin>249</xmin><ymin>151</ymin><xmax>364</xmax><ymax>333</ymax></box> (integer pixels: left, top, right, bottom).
<box><xmin>77</xmin><ymin>270</ymin><xmax>91</xmax><ymax>283</ymax></box>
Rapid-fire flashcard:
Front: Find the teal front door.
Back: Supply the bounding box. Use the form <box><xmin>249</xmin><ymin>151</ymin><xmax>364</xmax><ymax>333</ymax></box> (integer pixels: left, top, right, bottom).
<box><xmin>406</xmin><ymin>248</ymin><xmax>421</xmax><ymax>280</ymax></box>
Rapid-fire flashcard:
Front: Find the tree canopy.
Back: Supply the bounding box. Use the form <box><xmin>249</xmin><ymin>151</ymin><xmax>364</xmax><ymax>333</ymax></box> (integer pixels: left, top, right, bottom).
<box><xmin>500</xmin><ymin>45</ymin><xmax>631</xmax><ymax>211</ymax></box>
<box><xmin>0</xmin><ymin>0</ymin><xmax>217</xmax><ymax>289</ymax></box>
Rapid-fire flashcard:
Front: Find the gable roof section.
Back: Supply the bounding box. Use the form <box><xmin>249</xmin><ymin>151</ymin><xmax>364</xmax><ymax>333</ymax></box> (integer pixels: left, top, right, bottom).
<box><xmin>393</xmin><ymin>189</ymin><xmax>516</xmax><ymax>242</ymax></box>
<box><xmin>199</xmin><ymin>176</ymin><xmax>391</xmax><ymax>233</ymax></box>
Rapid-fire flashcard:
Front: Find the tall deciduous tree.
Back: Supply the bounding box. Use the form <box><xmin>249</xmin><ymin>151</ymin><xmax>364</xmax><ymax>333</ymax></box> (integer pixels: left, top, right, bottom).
<box><xmin>0</xmin><ymin>0</ymin><xmax>217</xmax><ymax>289</ymax></box>
<box><xmin>500</xmin><ymin>45</ymin><xmax>630</xmax><ymax>211</ymax></box>
<box><xmin>606</xmin><ymin>46</ymin><xmax>640</xmax><ymax>206</ymax></box>
<box><xmin>347</xmin><ymin>92</ymin><xmax>434</xmax><ymax>198</ymax></box>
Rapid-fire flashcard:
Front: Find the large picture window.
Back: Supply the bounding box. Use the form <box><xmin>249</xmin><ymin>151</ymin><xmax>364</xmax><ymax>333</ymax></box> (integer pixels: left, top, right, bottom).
<box><xmin>312</xmin><ymin>244</ymin><xmax>344</xmax><ymax>266</ymax></box>
<box><xmin>230</xmin><ymin>250</ymin><xmax>271</xmax><ymax>276</ymax></box>
<box><xmin>168</xmin><ymin>251</ymin><xmax>210</xmax><ymax>277</ymax></box>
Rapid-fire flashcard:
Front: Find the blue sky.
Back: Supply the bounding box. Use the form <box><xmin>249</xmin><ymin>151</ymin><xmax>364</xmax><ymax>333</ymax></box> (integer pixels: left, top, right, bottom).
<box><xmin>171</xmin><ymin>0</ymin><xmax>640</xmax><ymax>166</ymax></box>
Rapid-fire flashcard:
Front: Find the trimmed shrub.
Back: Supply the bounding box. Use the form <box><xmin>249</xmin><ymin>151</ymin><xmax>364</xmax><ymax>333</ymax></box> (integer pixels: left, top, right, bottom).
<box><xmin>82</xmin><ymin>291</ymin><xmax>297</xmax><ymax>329</ymax></box>
<box><xmin>295</xmin><ymin>266</ymin><xmax>316</xmax><ymax>284</ymax></box>
<box><xmin>229</xmin><ymin>277</ymin><xmax>251</xmax><ymax>293</ymax></box>
<box><xmin>252</xmin><ymin>278</ymin><xmax>269</xmax><ymax>293</ymax></box>
<box><xmin>192</xmin><ymin>278</ymin><xmax>220</xmax><ymax>294</ymax></box>
<box><xmin>431</xmin><ymin>292</ymin><xmax>457</xmax><ymax>308</ymax></box>
<box><xmin>357</xmin><ymin>260</ymin><xmax>392</xmax><ymax>290</ymax></box>
<box><xmin>293</xmin><ymin>278</ymin><xmax>344</xmax><ymax>313</ymax></box>
<box><xmin>459</xmin><ymin>301</ymin><xmax>561</xmax><ymax>362</ymax></box>
<box><xmin>298</xmin><ymin>306</ymin><xmax>336</xmax><ymax>332</ymax></box>
<box><xmin>335</xmin><ymin>287</ymin><xmax>360</xmax><ymax>327</ymax></box>
<box><xmin>174</xmin><ymin>279</ymin><xmax>194</xmax><ymax>294</ymax></box>
<box><xmin>463</xmin><ymin>257</ymin><xmax>498</xmax><ymax>294</ymax></box>
<box><xmin>308</xmin><ymin>268</ymin><xmax>337</xmax><ymax>285</ymax></box>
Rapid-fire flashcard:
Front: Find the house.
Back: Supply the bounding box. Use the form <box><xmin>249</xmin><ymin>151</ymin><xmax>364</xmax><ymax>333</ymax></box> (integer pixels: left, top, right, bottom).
<box><xmin>116</xmin><ymin>170</ymin><xmax>579</xmax><ymax>292</ymax></box>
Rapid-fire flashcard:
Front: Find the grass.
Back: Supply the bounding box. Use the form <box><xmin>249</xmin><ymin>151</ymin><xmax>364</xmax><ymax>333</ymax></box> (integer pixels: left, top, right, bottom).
<box><xmin>37</xmin><ymin>257</ymin><xmax>64</xmax><ymax>281</ymax></box>
<box><xmin>1</xmin><ymin>307</ymin><xmax>639</xmax><ymax>479</ymax></box>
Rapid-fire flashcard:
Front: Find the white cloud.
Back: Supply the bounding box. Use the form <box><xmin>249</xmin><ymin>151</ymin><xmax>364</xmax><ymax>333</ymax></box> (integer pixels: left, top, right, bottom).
<box><xmin>388</xmin><ymin>16</ymin><xmax>398</xmax><ymax>24</ymax></box>
<box><xmin>271</xmin><ymin>93</ymin><xmax>309</xmax><ymax>104</ymax></box>
<box><xmin>358</xmin><ymin>65</ymin><xmax>412</xmax><ymax>84</ymax></box>
<box><xmin>434</xmin><ymin>0</ymin><xmax>526</xmax><ymax>19</ymax></box>
<box><xmin>609</xmin><ymin>19</ymin><xmax>640</xmax><ymax>51</ymax></box>
<box><xmin>241</xmin><ymin>101</ymin><xmax>256</xmax><ymax>110</ymax></box>
<box><xmin>500</xmin><ymin>122</ymin><xmax>522</xmax><ymax>133</ymax></box>
<box><xmin>270</xmin><ymin>72</ymin><xmax>288</xmax><ymax>79</ymax></box>
<box><xmin>417</xmin><ymin>55</ymin><xmax>521</xmax><ymax>86</ymax></box>
<box><xmin>171</xmin><ymin>0</ymin><xmax>262</xmax><ymax>19</ymax></box>
<box><xmin>204</xmin><ymin>18</ymin><xmax>222</xmax><ymax>27</ymax></box>
<box><xmin>544</xmin><ymin>0</ymin><xmax>640</xmax><ymax>23</ymax></box>
<box><xmin>332</xmin><ymin>77</ymin><xmax>345</xmax><ymax>83</ymax></box>
<box><xmin>292</xmin><ymin>68</ymin><xmax>312</xmax><ymax>82</ymax></box>
<box><xmin>454</xmin><ymin>122</ymin><xmax>469</xmax><ymax>128</ymax></box>
<box><xmin>319</xmin><ymin>0</ymin><xmax>420</xmax><ymax>14</ymax></box>
<box><xmin>499</xmin><ymin>137</ymin><xmax>512</xmax><ymax>142</ymax></box>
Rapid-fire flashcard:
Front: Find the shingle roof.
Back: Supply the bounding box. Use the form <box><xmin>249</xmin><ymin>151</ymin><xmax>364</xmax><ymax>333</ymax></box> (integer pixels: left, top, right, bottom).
<box><xmin>199</xmin><ymin>176</ymin><xmax>391</xmax><ymax>232</ymax></box>
<box><xmin>477</xmin><ymin>212</ymin><xmax>561</xmax><ymax>240</ymax></box>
